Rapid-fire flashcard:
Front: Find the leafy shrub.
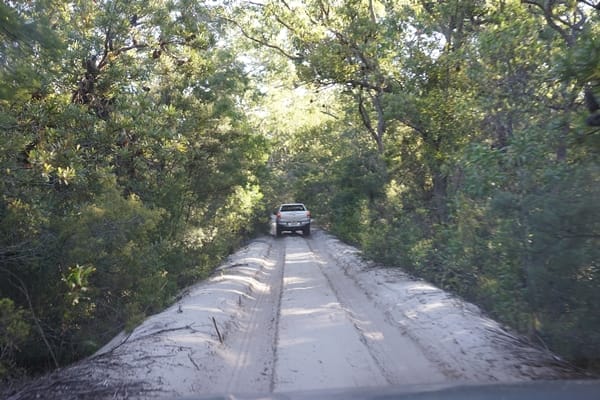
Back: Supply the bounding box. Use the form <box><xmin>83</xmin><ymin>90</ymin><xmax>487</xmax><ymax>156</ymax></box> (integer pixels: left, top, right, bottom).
<box><xmin>0</xmin><ymin>298</ymin><xmax>30</xmax><ymax>381</ymax></box>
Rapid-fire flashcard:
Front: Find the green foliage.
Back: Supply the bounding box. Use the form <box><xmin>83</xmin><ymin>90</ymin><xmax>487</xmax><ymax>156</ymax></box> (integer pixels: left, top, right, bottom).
<box><xmin>0</xmin><ymin>0</ymin><xmax>270</xmax><ymax>378</ymax></box>
<box><xmin>56</xmin><ymin>184</ymin><xmax>170</xmax><ymax>337</ymax></box>
<box><xmin>0</xmin><ymin>1</ymin><xmax>64</xmax><ymax>101</ymax></box>
<box><xmin>0</xmin><ymin>299</ymin><xmax>30</xmax><ymax>380</ymax></box>
<box><xmin>526</xmin><ymin>163</ymin><xmax>600</xmax><ymax>364</ymax></box>
<box><xmin>251</xmin><ymin>0</ymin><xmax>600</xmax><ymax>372</ymax></box>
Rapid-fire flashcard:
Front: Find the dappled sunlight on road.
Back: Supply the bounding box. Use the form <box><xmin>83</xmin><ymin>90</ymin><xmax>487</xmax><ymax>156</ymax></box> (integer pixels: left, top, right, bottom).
<box><xmin>214</xmin><ymin>274</ymin><xmax>269</xmax><ymax>294</ymax></box>
<box><xmin>363</xmin><ymin>331</ymin><xmax>385</xmax><ymax>341</ymax></box>
<box><xmin>419</xmin><ymin>301</ymin><xmax>447</xmax><ymax>312</ymax></box>
<box><xmin>182</xmin><ymin>305</ymin><xmax>228</xmax><ymax>314</ymax></box>
<box><xmin>173</xmin><ymin>332</ymin><xmax>214</xmax><ymax>345</ymax></box>
<box><xmin>280</xmin><ymin>302</ymin><xmax>341</xmax><ymax>319</ymax></box>
<box><xmin>274</xmin><ymin>238</ymin><xmax>389</xmax><ymax>391</ymax></box>
<box><xmin>285</xmin><ymin>285</ymin><xmax>316</xmax><ymax>292</ymax></box>
<box><xmin>282</xmin><ymin>276</ymin><xmax>309</xmax><ymax>286</ymax></box>
<box><xmin>284</xmin><ymin>251</ymin><xmax>314</xmax><ymax>264</ymax></box>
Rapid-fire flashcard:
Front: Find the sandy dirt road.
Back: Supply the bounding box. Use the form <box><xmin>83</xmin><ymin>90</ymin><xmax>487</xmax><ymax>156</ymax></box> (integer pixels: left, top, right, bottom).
<box><xmin>7</xmin><ymin>229</ymin><xmax>577</xmax><ymax>399</ymax></box>
<box><xmin>274</xmin><ymin>237</ymin><xmax>445</xmax><ymax>392</ymax></box>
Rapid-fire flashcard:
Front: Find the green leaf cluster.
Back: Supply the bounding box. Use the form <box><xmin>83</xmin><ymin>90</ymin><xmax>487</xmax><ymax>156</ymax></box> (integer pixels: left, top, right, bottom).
<box><xmin>0</xmin><ymin>0</ymin><xmax>269</xmax><ymax>378</ymax></box>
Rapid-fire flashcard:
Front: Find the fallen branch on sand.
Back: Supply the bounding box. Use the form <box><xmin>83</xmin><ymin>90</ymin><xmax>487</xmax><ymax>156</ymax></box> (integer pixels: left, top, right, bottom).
<box><xmin>212</xmin><ymin>317</ymin><xmax>224</xmax><ymax>344</ymax></box>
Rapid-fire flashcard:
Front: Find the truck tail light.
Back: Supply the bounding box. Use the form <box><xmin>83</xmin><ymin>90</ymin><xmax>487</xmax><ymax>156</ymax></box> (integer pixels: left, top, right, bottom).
<box><xmin>276</xmin><ymin>212</ymin><xmax>281</xmax><ymax>221</ymax></box>
<box><xmin>307</xmin><ymin>211</ymin><xmax>311</xmax><ymax>218</ymax></box>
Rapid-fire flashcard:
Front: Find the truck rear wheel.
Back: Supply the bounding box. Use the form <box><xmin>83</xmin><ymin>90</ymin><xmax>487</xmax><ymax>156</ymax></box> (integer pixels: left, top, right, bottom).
<box><xmin>303</xmin><ymin>225</ymin><xmax>311</xmax><ymax>236</ymax></box>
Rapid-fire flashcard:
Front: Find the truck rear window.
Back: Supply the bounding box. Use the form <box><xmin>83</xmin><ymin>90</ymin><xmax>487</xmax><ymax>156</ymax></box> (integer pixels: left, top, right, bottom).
<box><xmin>281</xmin><ymin>205</ymin><xmax>306</xmax><ymax>212</ymax></box>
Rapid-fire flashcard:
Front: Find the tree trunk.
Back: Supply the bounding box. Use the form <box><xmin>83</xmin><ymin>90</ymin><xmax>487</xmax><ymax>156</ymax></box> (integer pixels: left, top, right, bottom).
<box><xmin>432</xmin><ymin>171</ymin><xmax>448</xmax><ymax>223</ymax></box>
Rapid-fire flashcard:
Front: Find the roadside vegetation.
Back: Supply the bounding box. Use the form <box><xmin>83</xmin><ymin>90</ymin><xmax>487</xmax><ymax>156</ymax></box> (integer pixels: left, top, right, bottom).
<box><xmin>0</xmin><ymin>0</ymin><xmax>598</xmax><ymax>386</ymax></box>
<box><xmin>0</xmin><ymin>0</ymin><xmax>269</xmax><ymax>381</ymax></box>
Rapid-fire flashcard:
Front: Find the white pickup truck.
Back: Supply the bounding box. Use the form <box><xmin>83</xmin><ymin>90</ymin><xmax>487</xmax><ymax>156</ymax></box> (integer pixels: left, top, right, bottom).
<box><xmin>274</xmin><ymin>203</ymin><xmax>311</xmax><ymax>236</ymax></box>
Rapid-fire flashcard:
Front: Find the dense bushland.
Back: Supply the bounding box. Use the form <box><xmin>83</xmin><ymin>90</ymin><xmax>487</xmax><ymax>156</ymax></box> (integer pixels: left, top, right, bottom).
<box><xmin>1</xmin><ymin>0</ymin><xmax>599</xmax><ymax>384</ymax></box>
<box><xmin>0</xmin><ymin>0</ymin><xmax>268</xmax><ymax>380</ymax></box>
<box><xmin>249</xmin><ymin>1</ymin><xmax>599</xmax><ymax>370</ymax></box>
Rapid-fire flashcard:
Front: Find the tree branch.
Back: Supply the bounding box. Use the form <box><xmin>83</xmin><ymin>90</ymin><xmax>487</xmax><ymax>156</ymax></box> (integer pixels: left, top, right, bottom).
<box><xmin>521</xmin><ymin>0</ymin><xmax>584</xmax><ymax>47</ymax></box>
<box><xmin>370</xmin><ymin>90</ymin><xmax>386</xmax><ymax>151</ymax></box>
<box><xmin>357</xmin><ymin>89</ymin><xmax>382</xmax><ymax>151</ymax></box>
<box><xmin>220</xmin><ymin>16</ymin><xmax>302</xmax><ymax>61</ymax></box>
